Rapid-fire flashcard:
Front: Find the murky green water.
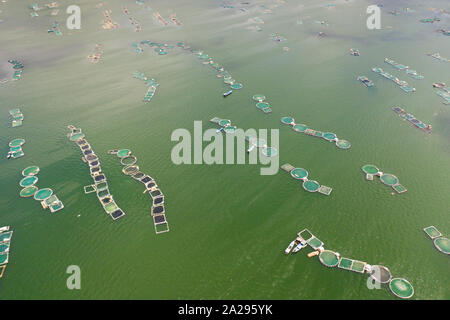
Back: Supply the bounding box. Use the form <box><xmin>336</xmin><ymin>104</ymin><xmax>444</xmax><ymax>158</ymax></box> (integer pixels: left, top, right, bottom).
<box><xmin>0</xmin><ymin>0</ymin><xmax>449</xmax><ymax>299</ymax></box>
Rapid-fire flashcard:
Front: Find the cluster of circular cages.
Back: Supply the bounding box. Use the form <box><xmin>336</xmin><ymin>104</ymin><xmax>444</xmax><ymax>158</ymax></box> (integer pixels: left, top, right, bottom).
<box><xmin>19</xmin><ymin>165</ymin><xmax>64</xmax><ymax>213</ymax></box>
<box><xmin>252</xmin><ymin>94</ymin><xmax>272</xmax><ymax>114</ymax></box>
<box><xmin>7</xmin><ymin>138</ymin><xmax>25</xmax><ymax>159</ymax></box>
<box><xmin>297</xmin><ymin>229</ymin><xmax>414</xmax><ymax>299</ymax></box>
<box><xmin>280</xmin><ymin>116</ymin><xmax>351</xmax><ymax>150</ymax></box>
<box><xmin>361</xmin><ymin>164</ymin><xmax>407</xmax><ymax>194</ymax></box>
<box><xmin>67</xmin><ymin>125</ymin><xmax>125</xmax><ymax>221</ymax></box>
<box><xmin>107</xmin><ymin>148</ymin><xmax>169</xmax><ymax>234</ymax></box>
<box><xmin>209</xmin><ymin>117</ymin><xmax>278</xmax><ymax>158</ymax></box>
<box><xmin>423</xmin><ymin>226</ymin><xmax>450</xmax><ymax>256</ymax></box>
<box><xmin>280</xmin><ymin>163</ymin><xmax>332</xmax><ymax>195</ymax></box>
<box><xmin>0</xmin><ymin>227</ymin><xmax>14</xmax><ymax>279</ymax></box>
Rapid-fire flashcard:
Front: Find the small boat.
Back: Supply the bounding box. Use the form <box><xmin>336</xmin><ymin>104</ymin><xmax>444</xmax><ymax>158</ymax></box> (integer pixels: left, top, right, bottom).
<box><xmin>223</xmin><ymin>90</ymin><xmax>232</xmax><ymax>97</ymax></box>
<box><xmin>357</xmin><ymin>76</ymin><xmax>374</xmax><ymax>87</ymax></box>
<box><xmin>285</xmin><ymin>240</ymin><xmax>296</xmax><ymax>254</ymax></box>
<box><xmin>216</xmin><ymin>127</ymin><xmax>224</xmax><ymax>133</ymax></box>
<box><xmin>433</xmin><ymin>82</ymin><xmax>446</xmax><ymax>89</ymax></box>
<box><xmin>350</xmin><ymin>48</ymin><xmax>360</xmax><ymax>56</ymax></box>
<box><xmin>292</xmin><ymin>240</ymin><xmax>307</xmax><ymax>253</ymax></box>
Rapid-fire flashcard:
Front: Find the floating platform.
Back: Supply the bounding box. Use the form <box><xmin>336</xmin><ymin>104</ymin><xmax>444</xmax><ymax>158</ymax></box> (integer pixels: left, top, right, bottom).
<box><xmin>392</xmin><ymin>107</ymin><xmax>432</xmax><ymax>133</ymax></box>
<box><xmin>361</xmin><ymin>164</ymin><xmax>406</xmax><ymax>194</ymax></box>
<box><xmin>281</xmin><ymin>164</ymin><xmax>332</xmax><ymax>195</ymax></box>
<box><xmin>280</xmin><ymin>116</ymin><xmax>350</xmax><ymax>150</ymax></box>
<box><xmin>389</xmin><ymin>278</ymin><xmax>414</xmax><ymax>299</ymax></box>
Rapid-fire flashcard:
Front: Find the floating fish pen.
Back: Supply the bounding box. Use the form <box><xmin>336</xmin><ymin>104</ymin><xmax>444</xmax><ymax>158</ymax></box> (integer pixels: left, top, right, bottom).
<box><xmin>9</xmin><ymin>108</ymin><xmax>24</xmax><ymax>127</ymax></box>
<box><xmin>423</xmin><ymin>226</ymin><xmax>449</xmax><ymax>255</ymax></box>
<box><xmin>270</xmin><ymin>33</ymin><xmax>287</xmax><ymax>43</ymax></box>
<box><xmin>350</xmin><ymin>48</ymin><xmax>360</xmax><ymax>56</ymax></box>
<box><xmin>280</xmin><ymin>116</ymin><xmax>351</xmax><ymax>150</ymax></box>
<box><xmin>372</xmin><ymin>67</ymin><xmax>416</xmax><ymax>93</ymax></box>
<box><xmin>361</xmin><ymin>164</ymin><xmax>407</xmax><ymax>194</ymax></box>
<box><xmin>87</xmin><ymin>44</ymin><xmax>103</xmax><ymax>63</ymax></box>
<box><xmin>434</xmin><ymin>89</ymin><xmax>450</xmax><ymax>105</ymax></box>
<box><xmin>389</xmin><ymin>278</ymin><xmax>414</xmax><ymax>299</ymax></box>
<box><xmin>338</xmin><ymin>258</ymin><xmax>367</xmax><ymax>273</ymax></box>
<box><xmin>426</xmin><ymin>52</ymin><xmax>449</xmax><ymax>63</ymax></box>
<box><xmin>209</xmin><ymin>117</ymin><xmax>238</xmax><ymax>135</ymax></box>
<box><xmin>252</xmin><ymin>94</ymin><xmax>272</xmax><ymax>113</ymax></box>
<box><xmin>102</xmin><ymin>10</ymin><xmax>119</xmax><ymax>29</ymax></box>
<box><xmin>245</xmin><ymin>135</ymin><xmax>278</xmax><ymax>158</ymax></box>
<box><xmin>384</xmin><ymin>58</ymin><xmax>424</xmax><ymax>80</ymax></box>
<box><xmin>281</xmin><ymin>163</ymin><xmax>332</xmax><ymax>195</ymax></box>
<box><xmin>154</xmin><ymin>12</ymin><xmax>169</xmax><ymax>26</ymax></box>
<box><xmin>133</xmin><ymin>71</ymin><xmax>159</xmax><ymax>103</ymax></box>
<box><xmin>0</xmin><ymin>227</ymin><xmax>13</xmax><ymax>279</ymax></box>
<box><xmin>419</xmin><ymin>17</ymin><xmax>440</xmax><ymax>23</ymax></box>
<box><xmin>1</xmin><ymin>60</ymin><xmax>24</xmax><ymax>84</ymax></box>
<box><xmin>109</xmin><ymin>149</ymin><xmax>169</xmax><ymax>234</ymax></box>
<box><xmin>392</xmin><ymin>107</ymin><xmax>432</xmax><ymax>133</ymax></box>
<box><xmin>319</xmin><ymin>250</ymin><xmax>340</xmax><ymax>267</ymax></box>
<box><xmin>357</xmin><ymin>76</ymin><xmax>374</xmax><ymax>87</ymax></box>
<box><xmin>7</xmin><ymin>138</ymin><xmax>25</xmax><ymax>159</ymax></box>
<box><xmin>295</xmin><ymin>228</ymin><xmax>413</xmax><ymax>299</ymax></box>
<box><xmin>67</xmin><ymin>126</ymin><xmax>125</xmax><ymax>220</ymax></box>
<box><xmin>169</xmin><ymin>13</ymin><xmax>182</xmax><ymax>26</ymax></box>
<box><xmin>140</xmin><ymin>41</ymin><xmax>243</xmax><ymax>93</ymax></box>
<box><xmin>48</xmin><ymin>21</ymin><xmax>62</xmax><ymax>35</ymax></box>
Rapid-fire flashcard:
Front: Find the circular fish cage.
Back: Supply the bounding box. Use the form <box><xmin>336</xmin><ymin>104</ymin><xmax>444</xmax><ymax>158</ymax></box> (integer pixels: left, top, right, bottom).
<box><xmin>9</xmin><ymin>138</ymin><xmax>25</xmax><ymax>147</ymax></box>
<box><xmin>33</xmin><ymin>188</ymin><xmax>53</xmax><ymax>201</ymax></box>
<box><xmin>261</xmin><ymin>147</ymin><xmax>277</xmax><ymax>157</ymax></box>
<box><xmin>22</xmin><ymin>166</ymin><xmax>40</xmax><ymax>176</ymax></box>
<box><xmin>280</xmin><ymin>116</ymin><xmax>294</xmax><ymax>125</ymax></box>
<box><xmin>292</xmin><ymin>124</ymin><xmax>308</xmax><ymax>133</ymax></box>
<box><xmin>362</xmin><ymin>164</ymin><xmax>379</xmax><ymax>175</ymax></box>
<box><xmin>230</xmin><ymin>83</ymin><xmax>243</xmax><ymax>89</ymax></box>
<box><xmin>256</xmin><ymin>102</ymin><xmax>271</xmax><ymax>110</ymax></box>
<box><xmin>219</xmin><ymin>119</ymin><xmax>231</xmax><ymax>127</ymax></box>
<box><xmin>117</xmin><ymin>149</ymin><xmax>131</xmax><ymax>158</ymax></box>
<box><xmin>290</xmin><ymin>168</ymin><xmax>308</xmax><ymax>180</ymax></box>
<box><xmin>369</xmin><ymin>265</ymin><xmax>392</xmax><ymax>284</ymax></box>
<box><xmin>323</xmin><ymin>132</ymin><xmax>337</xmax><ymax>141</ymax></box>
<box><xmin>336</xmin><ymin>139</ymin><xmax>351</xmax><ymax>149</ymax></box>
<box><xmin>252</xmin><ymin>94</ymin><xmax>265</xmax><ymax>102</ymax></box>
<box><xmin>303</xmin><ymin>180</ymin><xmax>320</xmax><ymax>192</ymax></box>
<box><xmin>19</xmin><ymin>175</ymin><xmax>38</xmax><ymax>187</ymax></box>
<box><xmin>69</xmin><ymin>132</ymin><xmax>85</xmax><ymax>141</ymax></box>
<box><xmin>319</xmin><ymin>250</ymin><xmax>339</xmax><ymax>267</ymax></box>
<box><xmin>434</xmin><ymin>237</ymin><xmax>450</xmax><ymax>255</ymax></box>
<box><xmin>120</xmin><ymin>155</ymin><xmax>137</xmax><ymax>166</ymax></box>
<box><xmin>122</xmin><ymin>165</ymin><xmax>139</xmax><ymax>175</ymax></box>
<box><xmin>20</xmin><ymin>186</ymin><xmax>38</xmax><ymax>198</ymax></box>
<box><xmin>389</xmin><ymin>278</ymin><xmax>414</xmax><ymax>299</ymax></box>
<box><xmin>380</xmin><ymin>173</ymin><xmax>399</xmax><ymax>186</ymax></box>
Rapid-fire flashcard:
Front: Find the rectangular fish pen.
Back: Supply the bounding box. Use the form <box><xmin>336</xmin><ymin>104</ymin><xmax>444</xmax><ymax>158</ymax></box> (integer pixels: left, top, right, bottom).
<box><xmin>338</xmin><ymin>258</ymin><xmax>367</xmax><ymax>273</ymax></box>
